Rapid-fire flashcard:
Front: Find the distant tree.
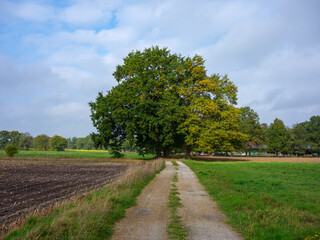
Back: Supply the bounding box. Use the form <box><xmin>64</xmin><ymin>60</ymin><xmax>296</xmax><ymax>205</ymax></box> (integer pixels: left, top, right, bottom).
<box><xmin>5</xmin><ymin>144</ymin><xmax>19</xmax><ymax>157</ymax></box>
<box><xmin>50</xmin><ymin>135</ymin><xmax>68</xmax><ymax>151</ymax></box>
<box><xmin>267</xmin><ymin>118</ymin><xmax>287</xmax><ymax>156</ymax></box>
<box><xmin>287</xmin><ymin>124</ymin><xmax>307</xmax><ymax>156</ymax></box>
<box><xmin>76</xmin><ymin>138</ymin><xmax>86</xmax><ymax>149</ymax></box>
<box><xmin>84</xmin><ymin>135</ymin><xmax>94</xmax><ymax>149</ymax></box>
<box><xmin>306</xmin><ymin>115</ymin><xmax>320</xmax><ymax>156</ymax></box>
<box><xmin>239</xmin><ymin>106</ymin><xmax>263</xmax><ymax>155</ymax></box>
<box><xmin>259</xmin><ymin>123</ymin><xmax>268</xmax><ymax>153</ymax></box>
<box><xmin>21</xmin><ymin>132</ymin><xmax>33</xmax><ymax>150</ymax></box>
<box><xmin>67</xmin><ymin>137</ymin><xmax>78</xmax><ymax>149</ymax></box>
<box><xmin>9</xmin><ymin>131</ymin><xmax>23</xmax><ymax>148</ymax></box>
<box><xmin>34</xmin><ymin>134</ymin><xmax>50</xmax><ymax>150</ymax></box>
<box><xmin>0</xmin><ymin>130</ymin><xmax>10</xmax><ymax>150</ymax></box>
<box><xmin>75</xmin><ymin>135</ymin><xmax>94</xmax><ymax>150</ymax></box>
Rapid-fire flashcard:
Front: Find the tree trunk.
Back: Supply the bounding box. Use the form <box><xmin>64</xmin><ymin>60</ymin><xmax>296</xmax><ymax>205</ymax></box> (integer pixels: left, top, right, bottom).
<box><xmin>156</xmin><ymin>149</ymin><xmax>162</xmax><ymax>159</ymax></box>
<box><xmin>185</xmin><ymin>146</ymin><xmax>191</xmax><ymax>159</ymax></box>
<box><xmin>163</xmin><ymin>146</ymin><xmax>170</xmax><ymax>158</ymax></box>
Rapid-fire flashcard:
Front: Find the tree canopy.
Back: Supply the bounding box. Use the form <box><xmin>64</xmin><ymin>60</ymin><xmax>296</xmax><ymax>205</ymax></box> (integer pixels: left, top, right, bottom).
<box><xmin>267</xmin><ymin>118</ymin><xmax>287</xmax><ymax>155</ymax></box>
<box><xmin>50</xmin><ymin>135</ymin><xmax>68</xmax><ymax>151</ymax></box>
<box><xmin>239</xmin><ymin>106</ymin><xmax>263</xmax><ymax>155</ymax></box>
<box><xmin>89</xmin><ymin>46</ymin><xmax>244</xmax><ymax>158</ymax></box>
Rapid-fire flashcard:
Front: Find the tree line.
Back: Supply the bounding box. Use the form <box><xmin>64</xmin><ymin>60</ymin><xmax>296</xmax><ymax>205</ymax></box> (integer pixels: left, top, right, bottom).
<box><xmin>239</xmin><ymin>107</ymin><xmax>320</xmax><ymax>156</ymax></box>
<box><xmin>89</xmin><ymin>46</ymin><xmax>320</xmax><ymax>158</ymax></box>
<box><xmin>0</xmin><ymin>131</ymin><xmax>95</xmax><ymax>151</ymax></box>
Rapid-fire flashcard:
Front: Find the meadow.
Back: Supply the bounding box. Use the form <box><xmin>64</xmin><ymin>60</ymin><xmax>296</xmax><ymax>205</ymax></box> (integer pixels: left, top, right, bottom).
<box><xmin>184</xmin><ymin>160</ymin><xmax>320</xmax><ymax>240</ymax></box>
<box><xmin>0</xmin><ymin>150</ymin><xmax>155</xmax><ymax>160</ymax></box>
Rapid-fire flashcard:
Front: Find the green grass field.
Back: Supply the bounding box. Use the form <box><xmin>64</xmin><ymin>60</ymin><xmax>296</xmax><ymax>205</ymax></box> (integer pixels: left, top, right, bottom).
<box><xmin>184</xmin><ymin>160</ymin><xmax>320</xmax><ymax>240</ymax></box>
<box><xmin>0</xmin><ymin>150</ymin><xmax>155</xmax><ymax>160</ymax></box>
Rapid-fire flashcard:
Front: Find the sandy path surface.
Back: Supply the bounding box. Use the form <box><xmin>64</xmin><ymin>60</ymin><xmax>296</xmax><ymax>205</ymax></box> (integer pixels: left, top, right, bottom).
<box><xmin>112</xmin><ymin>161</ymin><xmax>243</xmax><ymax>240</ymax></box>
<box><xmin>111</xmin><ymin>162</ymin><xmax>175</xmax><ymax>240</ymax></box>
<box><xmin>176</xmin><ymin>161</ymin><xmax>243</xmax><ymax>240</ymax></box>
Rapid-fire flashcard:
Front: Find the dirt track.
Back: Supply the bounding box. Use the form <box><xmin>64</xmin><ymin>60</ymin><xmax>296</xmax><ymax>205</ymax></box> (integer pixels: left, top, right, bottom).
<box><xmin>112</xmin><ymin>161</ymin><xmax>242</xmax><ymax>240</ymax></box>
<box><xmin>112</xmin><ymin>161</ymin><xmax>175</xmax><ymax>240</ymax></box>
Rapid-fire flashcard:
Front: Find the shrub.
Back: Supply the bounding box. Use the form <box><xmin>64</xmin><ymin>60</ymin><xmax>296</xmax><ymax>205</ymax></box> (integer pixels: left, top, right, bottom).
<box><xmin>5</xmin><ymin>144</ymin><xmax>19</xmax><ymax>157</ymax></box>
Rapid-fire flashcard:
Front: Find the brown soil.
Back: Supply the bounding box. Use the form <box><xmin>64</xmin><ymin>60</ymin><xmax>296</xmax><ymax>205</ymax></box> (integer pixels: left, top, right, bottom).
<box><xmin>0</xmin><ymin>160</ymin><xmax>131</xmax><ymax>226</ymax></box>
<box><xmin>111</xmin><ymin>162</ymin><xmax>175</xmax><ymax>240</ymax></box>
<box><xmin>193</xmin><ymin>156</ymin><xmax>320</xmax><ymax>162</ymax></box>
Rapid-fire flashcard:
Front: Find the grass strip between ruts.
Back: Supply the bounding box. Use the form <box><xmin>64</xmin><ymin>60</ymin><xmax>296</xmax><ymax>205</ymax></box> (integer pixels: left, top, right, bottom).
<box><xmin>3</xmin><ymin>159</ymin><xmax>164</xmax><ymax>240</ymax></box>
<box><xmin>167</xmin><ymin>172</ymin><xmax>188</xmax><ymax>240</ymax></box>
<box><xmin>171</xmin><ymin>161</ymin><xmax>179</xmax><ymax>167</ymax></box>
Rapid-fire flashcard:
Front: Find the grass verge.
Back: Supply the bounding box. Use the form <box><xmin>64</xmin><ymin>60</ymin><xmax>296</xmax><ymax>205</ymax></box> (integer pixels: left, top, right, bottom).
<box><xmin>2</xmin><ymin>159</ymin><xmax>164</xmax><ymax>240</ymax></box>
<box><xmin>167</xmin><ymin>173</ymin><xmax>188</xmax><ymax>240</ymax></box>
<box><xmin>184</xmin><ymin>160</ymin><xmax>320</xmax><ymax>240</ymax></box>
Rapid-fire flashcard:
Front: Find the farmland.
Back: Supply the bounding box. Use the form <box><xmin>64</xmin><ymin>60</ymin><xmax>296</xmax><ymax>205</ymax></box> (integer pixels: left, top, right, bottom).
<box><xmin>0</xmin><ymin>160</ymin><xmax>131</xmax><ymax>227</ymax></box>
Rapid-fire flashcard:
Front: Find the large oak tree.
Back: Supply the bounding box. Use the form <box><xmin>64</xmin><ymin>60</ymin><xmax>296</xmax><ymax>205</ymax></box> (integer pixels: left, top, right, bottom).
<box><xmin>89</xmin><ymin>46</ymin><xmax>244</xmax><ymax>158</ymax></box>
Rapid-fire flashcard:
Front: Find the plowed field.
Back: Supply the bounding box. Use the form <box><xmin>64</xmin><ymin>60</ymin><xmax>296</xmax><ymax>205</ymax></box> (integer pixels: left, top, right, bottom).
<box><xmin>0</xmin><ymin>160</ymin><xmax>130</xmax><ymax>226</ymax></box>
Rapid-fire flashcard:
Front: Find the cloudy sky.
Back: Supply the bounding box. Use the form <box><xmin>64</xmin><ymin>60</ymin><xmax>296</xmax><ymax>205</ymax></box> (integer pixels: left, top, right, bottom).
<box><xmin>0</xmin><ymin>0</ymin><xmax>319</xmax><ymax>138</ymax></box>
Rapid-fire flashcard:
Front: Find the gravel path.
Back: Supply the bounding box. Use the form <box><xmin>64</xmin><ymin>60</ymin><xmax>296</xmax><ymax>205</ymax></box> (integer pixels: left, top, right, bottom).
<box><xmin>111</xmin><ymin>161</ymin><xmax>243</xmax><ymax>240</ymax></box>
<box><xmin>111</xmin><ymin>162</ymin><xmax>175</xmax><ymax>240</ymax></box>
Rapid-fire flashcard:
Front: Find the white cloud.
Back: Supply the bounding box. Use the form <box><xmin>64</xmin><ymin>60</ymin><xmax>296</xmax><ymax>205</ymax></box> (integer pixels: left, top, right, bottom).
<box><xmin>7</xmin><ymin>1</ymin><xmax>54</xmax><ymax>21</ymax></box>
<box><xmin>59</xmin><ymin>3</ymin><xmax>112</xmax><ymax>25</ymax></box>
<box><xmin>1</xmin><ymin>0</ymin><xmax>320</xmax><ymax>136</ymax></box>
<box><xmin>45</xmin><ymin>102</ymin><xmax>89</xmax><ymax>117</ymax></box>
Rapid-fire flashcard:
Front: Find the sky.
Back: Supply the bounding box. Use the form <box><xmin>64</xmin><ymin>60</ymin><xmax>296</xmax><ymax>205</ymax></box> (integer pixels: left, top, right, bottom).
<box><xmin>0</xmin><ymin>0</ymin><xmax>319</xmax><ymax>138</ymax></box>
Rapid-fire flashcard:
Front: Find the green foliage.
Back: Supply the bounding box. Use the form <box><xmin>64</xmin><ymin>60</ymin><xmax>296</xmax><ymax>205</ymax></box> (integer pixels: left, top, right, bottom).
<box><xmin>287</xmin><ymin>124</ymin><xmax>307</xmax><ymax>155</ymax></box>
<box><xmin>306</xmin><ymin>116</ymin><xmax>320</xmax><ymax>155</ymax></box>
<box><xmin>67</xmin><ymin>136</ymin><xmax>95</xmax><ymax>150</ymax></box>
<box><xmin>50</xmin><ymin>135</ymin><xmax>68</xmax><ymax>151</ymax></box>
<box><xmin>21</xmin><ymin>132</ymin><xmax>33</xmax><ymax>150</ymax></box>
<box><xmin>177</xmin><ymin>56</ymin><xmax>246</xmax><ymax>154</ymax></box>
<box><xmin>267</xmin><ymin>118</ymin><xmax>287</xmax><ymax>155</ymax></box>
<box><xmin>185</xmin><ymin>160</ymin><xmax>320</xmax><ymax>240</ymax></box>
<box><xmin>34</xmin><ymin>134</ymin><xmax>50</xmax><ymax>151</ymax></box>
<box><xmin>9</xmin><ymin>131</ymin><xmax>23</xmax><ymax>148</ymax></box>
<box><xmin>5</xmin><ymin>144</ymin><xmax>19</xmax><ymax>157</ymax></box>
<box><xmin>239</xmin><ymin>106</ymin><xmax>263</xmax><ymax>155</ymax></box>
<box><xmin>90</xmin><ymin>46</ymin><xmax>244</xmax><ymax>157</ymax></box>
<box><xmin>0</xmin><ymin>130</ymin><xmax>10</xmax><ymax>150</ymax></box>
<box><xmin>0</xmin><ymin>131</ymin><xmax>23</xmax><ymax>149</ymax></box>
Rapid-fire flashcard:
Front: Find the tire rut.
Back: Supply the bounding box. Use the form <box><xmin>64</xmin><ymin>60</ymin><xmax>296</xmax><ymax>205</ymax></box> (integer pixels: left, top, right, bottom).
<box><xmin>111</xmin><ymin>162</ymin><xmax>175</xmax><ymax>240</ymax></box>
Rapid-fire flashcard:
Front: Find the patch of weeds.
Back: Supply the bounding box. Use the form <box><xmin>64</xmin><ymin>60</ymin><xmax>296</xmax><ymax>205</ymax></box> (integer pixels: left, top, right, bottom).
<box><xmin>305</xmin><ymin>232</ymin><xmax>320</xmax><ymax>240</ymax></box>
<box><xmin>172</xmin><ymin>161</ymin><xmax>179</xmax><ymax>167</ymax></box>
<box><xmin>167</xmin><ymin>173</ymin><xmax>188</xmax><ymax>240</ymax></box>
